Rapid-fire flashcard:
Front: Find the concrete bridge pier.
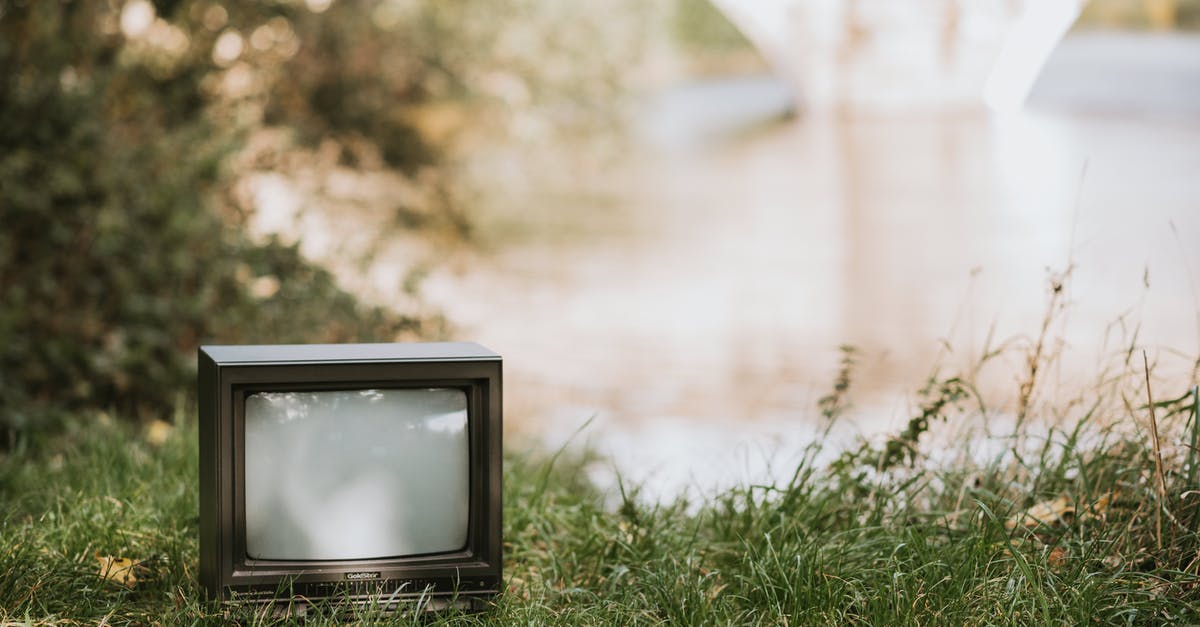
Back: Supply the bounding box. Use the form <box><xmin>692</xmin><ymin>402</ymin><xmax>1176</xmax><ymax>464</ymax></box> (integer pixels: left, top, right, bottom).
<box><xmin>710</xmin><ymin>0</ymin><xmax>1084</xmax><ymax>113</ymax></box>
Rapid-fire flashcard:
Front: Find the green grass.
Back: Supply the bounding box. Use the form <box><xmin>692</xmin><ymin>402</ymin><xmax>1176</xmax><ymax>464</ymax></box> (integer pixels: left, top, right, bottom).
<box><xmin>2</xmin><ymin>383</ymin><xmax>1200</xmax><ymax>624</ymax></box>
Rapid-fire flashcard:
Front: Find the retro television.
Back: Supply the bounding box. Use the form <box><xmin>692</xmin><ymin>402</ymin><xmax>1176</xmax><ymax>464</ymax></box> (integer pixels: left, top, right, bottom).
<box><xmin>197</xmin><ymin>342</ymin><xmax>502</xmax><ymax>609</ymax></box>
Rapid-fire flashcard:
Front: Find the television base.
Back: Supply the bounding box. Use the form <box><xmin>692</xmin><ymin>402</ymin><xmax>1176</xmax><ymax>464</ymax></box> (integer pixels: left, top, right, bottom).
<box><xmin>230</xmin><ymin>593</ymin><xmax>493</xmax><ymax>620</ymax></box>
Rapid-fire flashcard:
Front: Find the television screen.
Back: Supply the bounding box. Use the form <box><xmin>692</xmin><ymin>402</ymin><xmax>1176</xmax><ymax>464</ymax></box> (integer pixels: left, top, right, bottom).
<box><xmin>243</xmin><ymin>388</ymin><xmax>470</xmax><ymax>561</ymax></box>
<box><xmin>198</xmin><ymin>342</ymin><xmax>502</xmax><ymax>609</ymax></box>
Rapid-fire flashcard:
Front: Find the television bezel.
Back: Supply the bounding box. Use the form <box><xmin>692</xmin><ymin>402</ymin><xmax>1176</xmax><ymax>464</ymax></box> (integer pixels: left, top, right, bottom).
<box><xmin>198</xmin><ymin>342</ymin><xmax>502</xmax><ymax>605</ymax></box>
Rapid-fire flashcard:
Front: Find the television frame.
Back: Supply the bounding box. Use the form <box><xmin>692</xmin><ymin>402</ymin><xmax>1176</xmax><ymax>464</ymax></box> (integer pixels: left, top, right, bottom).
<box><xmin>197</xmin><ymin>342</ymin><xmax>502</xmax><ymax>608</ymax></box>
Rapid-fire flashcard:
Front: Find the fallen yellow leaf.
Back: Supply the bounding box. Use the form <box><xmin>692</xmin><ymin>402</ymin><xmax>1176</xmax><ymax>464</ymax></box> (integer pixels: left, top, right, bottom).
<box><xmin>145</xmin><ymin>419</ymin><xmax>173</xmax><ymax>446</ymax></box>
<box><xmin>1006</xmin><ymin>492</ymin><xmax>1117</xmax><ymax>531</ymax></box>
<box><xmin>96</xmin><ymin>553</ymin><xmax>138</xmax><ymax>588</ymax></box>
<box><xmin>1006</xmin><ymin>495</ymin><xmax>1074</xmax><ymax>531</ymax></box>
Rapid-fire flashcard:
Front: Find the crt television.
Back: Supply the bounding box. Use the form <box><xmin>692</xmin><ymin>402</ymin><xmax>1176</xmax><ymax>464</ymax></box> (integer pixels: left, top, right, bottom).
<box><xmin>197</xmin><ymin>342</ymin><xmax>502</xmax><ymax>608</ymax></box>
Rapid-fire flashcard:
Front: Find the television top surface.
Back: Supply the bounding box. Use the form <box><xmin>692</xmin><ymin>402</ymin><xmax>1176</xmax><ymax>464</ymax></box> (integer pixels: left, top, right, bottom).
<box><xmin>200</xmin><ymin>341</ymin><xmax>499</xmax><ymax>364</ymax></box>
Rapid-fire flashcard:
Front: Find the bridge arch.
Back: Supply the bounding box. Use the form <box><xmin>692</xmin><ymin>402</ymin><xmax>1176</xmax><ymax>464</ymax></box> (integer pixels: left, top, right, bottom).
<box><xmin>707</xmin><ymin>0</ymin><xmax>1085</xmax><ymax>113</ymax></box>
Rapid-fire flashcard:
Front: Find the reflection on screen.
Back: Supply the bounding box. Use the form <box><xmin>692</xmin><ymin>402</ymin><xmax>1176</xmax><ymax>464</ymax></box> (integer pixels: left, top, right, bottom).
<box><xmin>244</xmin><ymin>388</ymin><xmax>469</xmax><ymax>560</ymax></box>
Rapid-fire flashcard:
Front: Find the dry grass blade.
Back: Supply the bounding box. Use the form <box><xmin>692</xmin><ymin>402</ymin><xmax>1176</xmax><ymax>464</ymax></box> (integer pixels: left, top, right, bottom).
<box><xmin>1143</xmin><ymin>351</ymin><xmax>1169</xmax><ymax>552</ymax></box>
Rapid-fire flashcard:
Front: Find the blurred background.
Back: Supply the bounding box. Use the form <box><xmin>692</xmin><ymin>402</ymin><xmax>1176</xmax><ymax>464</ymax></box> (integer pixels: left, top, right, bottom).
<box><xmin>2</xmin><ymin>0</ymin><xmax>1198</xmax><ymax>494</ymax></box>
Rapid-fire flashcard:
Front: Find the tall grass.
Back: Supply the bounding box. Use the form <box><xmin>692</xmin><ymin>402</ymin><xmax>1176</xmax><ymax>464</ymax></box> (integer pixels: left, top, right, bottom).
<box><xmin>2</xmin><ymin>346</ymin><xmax>1199</xmax><ymax>623</ymax></box>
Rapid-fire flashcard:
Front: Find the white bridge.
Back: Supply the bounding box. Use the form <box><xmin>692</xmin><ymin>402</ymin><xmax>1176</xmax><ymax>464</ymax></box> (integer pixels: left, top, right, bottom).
<box><xmin>710</xmin><ymin>0</ymin><xmax>1087</xmax><ymax>112</ymax></box>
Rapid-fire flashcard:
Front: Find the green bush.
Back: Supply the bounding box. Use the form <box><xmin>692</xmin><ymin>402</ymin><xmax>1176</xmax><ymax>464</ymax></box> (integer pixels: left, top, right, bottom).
<box><xmin>0</xmin><ymin>0</ymin><xmax>647</xmax><ymax>442</ymax></box>
<box><xmin>0</xmin><ymin>2</ymin><xmax>438</xmax><ymax>441</ymax></box>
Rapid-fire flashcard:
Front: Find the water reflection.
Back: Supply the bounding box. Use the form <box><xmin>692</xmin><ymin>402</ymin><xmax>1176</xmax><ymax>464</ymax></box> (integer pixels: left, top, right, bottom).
<box><xmin>421</xmin><ymin>33</ymin><xmax>1200</xmax><ymax>447</ymax></box>
<box><xmin>239</xmin><ymin>30</ymin><xmax>1200</xmax><ymax>498</ymax></box>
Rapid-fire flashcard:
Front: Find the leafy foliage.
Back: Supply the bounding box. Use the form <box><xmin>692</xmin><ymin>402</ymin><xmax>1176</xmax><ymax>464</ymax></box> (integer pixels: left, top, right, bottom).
<box><xmin>0</xmin><ymin>1</ymin><xmax>440</xmax><ymax>440</ymax></box>
<box><xmin>1</xmin><ymin>0</ymin><xmax>652</xmax><ymax>443</ymax></box>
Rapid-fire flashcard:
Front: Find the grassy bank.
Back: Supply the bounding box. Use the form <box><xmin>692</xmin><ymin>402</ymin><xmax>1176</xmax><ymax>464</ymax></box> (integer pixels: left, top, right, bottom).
<box><xmin>2</xmin><ymin>378</ymin><xmax>1200</xmax><ymax>624</ymax></box>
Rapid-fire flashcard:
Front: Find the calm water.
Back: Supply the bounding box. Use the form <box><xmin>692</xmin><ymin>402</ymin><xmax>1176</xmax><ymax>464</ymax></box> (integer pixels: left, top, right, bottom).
<box><xmin>429</xmin><ymin>35</ymin><xmax>1194</xmax><ymax>395</ymax></box>
<box><xmin>253</xmin><ymin>33</ymin><xmax>1200</xmax><ymax>498</ymax></box>
<box><xmin>413</xmin><ymin>33</ymin><xmax>1200</xmax><ymax>494</ymax></box>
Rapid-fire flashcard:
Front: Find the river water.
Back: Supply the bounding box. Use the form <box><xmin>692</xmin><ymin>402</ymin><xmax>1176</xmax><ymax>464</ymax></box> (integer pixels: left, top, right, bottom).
<box><xmin>412</xmin><ymin>32</ymin><xmax>1200</xmax><ymax>497</ymax></box>
<box><xmin>251</xmin><ymin>32</ymin><xmax>1200</xmax><ymax>499</ymax></box>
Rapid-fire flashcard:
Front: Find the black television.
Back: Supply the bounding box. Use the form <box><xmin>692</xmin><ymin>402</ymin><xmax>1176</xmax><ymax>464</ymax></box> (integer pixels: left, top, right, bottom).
<box><xmin>197</xmin><ymin>342</ymin><xmax>502</xmax><ymax>610</ymax></box>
